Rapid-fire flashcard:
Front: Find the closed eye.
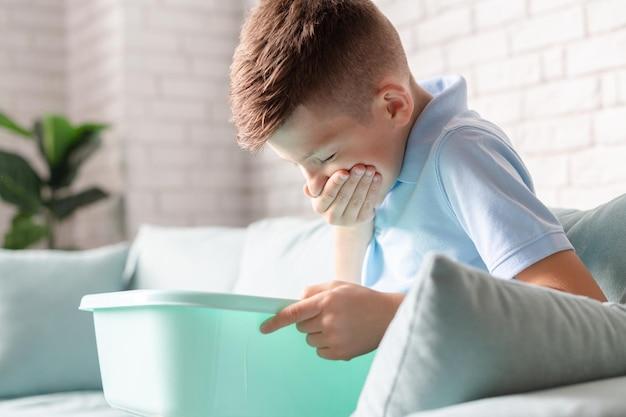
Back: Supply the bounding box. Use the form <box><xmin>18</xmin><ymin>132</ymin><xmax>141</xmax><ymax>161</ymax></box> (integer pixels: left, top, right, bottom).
<box><xmin>322</xmin><ymin>153</ymin><xmax>336</xmax><ymax>164</ymax></box>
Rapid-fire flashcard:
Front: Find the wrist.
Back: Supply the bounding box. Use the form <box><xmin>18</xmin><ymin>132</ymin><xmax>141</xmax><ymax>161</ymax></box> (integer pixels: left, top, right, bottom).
<box><xmin>333</xmin><ymin>219</ymin><xmax>373</xmax><ymax>236</ymax></box>
<box><xmin>384</xmin><ymin>292</ymin><xmax>405</xmax><ymax>317</ymax></box>
<box><xmin>333</xmin><ymin>221</ymin><xmax>374</xmax><ymax>284</ymax></box>
<box><xmin>370</xmin><ymin>290</ymin><xmax>405</xmax><ymax>350</ymax></box>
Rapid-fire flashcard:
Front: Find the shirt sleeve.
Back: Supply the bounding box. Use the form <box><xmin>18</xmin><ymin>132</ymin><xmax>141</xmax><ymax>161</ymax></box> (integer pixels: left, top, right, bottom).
<box><xmin>435</xmin><ymin>126</ymin><xmax>574</xmax><ymax>279</ymax></box>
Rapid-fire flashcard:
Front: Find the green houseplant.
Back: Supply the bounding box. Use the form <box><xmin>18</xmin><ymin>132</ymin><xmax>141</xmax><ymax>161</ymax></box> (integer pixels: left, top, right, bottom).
<box><xmin>0</xmin><ymin>111</ymin><xmax>110</xmax><ymax>249</ymax></box>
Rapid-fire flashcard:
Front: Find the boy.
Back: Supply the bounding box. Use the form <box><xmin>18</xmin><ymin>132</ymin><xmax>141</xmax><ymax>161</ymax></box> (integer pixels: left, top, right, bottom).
<box><xmin>228</xmin><ymin>0</ymin><xmax>606</xmax><ymax>361</ymax></box>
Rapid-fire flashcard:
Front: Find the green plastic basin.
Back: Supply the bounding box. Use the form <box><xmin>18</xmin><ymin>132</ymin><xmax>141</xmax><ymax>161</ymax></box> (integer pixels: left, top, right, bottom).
<box><xmin>79</xmin><ymin>289</ymin><xmax>374</xmax><ymax>417</ymax></box>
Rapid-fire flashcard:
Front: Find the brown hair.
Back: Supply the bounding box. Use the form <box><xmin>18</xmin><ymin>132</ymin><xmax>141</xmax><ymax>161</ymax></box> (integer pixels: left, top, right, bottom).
<box><xmin>229</xmin><ymin>0</ymin><xmax>409</xmax><ymax>153</ymax></box>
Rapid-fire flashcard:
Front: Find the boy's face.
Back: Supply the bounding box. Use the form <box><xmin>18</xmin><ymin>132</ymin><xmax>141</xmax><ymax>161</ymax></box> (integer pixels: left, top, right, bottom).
<box><xmin>267</xmin><ymin>99</ymin><xmax>408</xmax><ymax>208</ymax></box>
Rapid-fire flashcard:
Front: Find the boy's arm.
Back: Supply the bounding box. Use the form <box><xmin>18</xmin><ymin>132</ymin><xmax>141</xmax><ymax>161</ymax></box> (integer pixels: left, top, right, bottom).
<box><xmin>515</xmin><ymin>249</ymin><xmax>607</xmax><ymax>302</ymax></box>
<box><xmin>260</xmin><ymin>166</ymin><xmax>405</xmax><ymax>359</ymax></box>
<box><xmin>333</xmin><ymin>220</ymin><xmax>374</xmax><ymax>283</ymax></box>
<box><xmin>332</xmin><ymin>218</ymin><xmax>405</xmax><ymax>307</ymax></box>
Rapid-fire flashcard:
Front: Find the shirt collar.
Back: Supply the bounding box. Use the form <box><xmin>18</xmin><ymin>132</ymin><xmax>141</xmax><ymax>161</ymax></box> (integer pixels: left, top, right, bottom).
<box><xmin>396</xmin><ymin>74</ymin><xmax>468</xmax><ymax>184</ymax></box>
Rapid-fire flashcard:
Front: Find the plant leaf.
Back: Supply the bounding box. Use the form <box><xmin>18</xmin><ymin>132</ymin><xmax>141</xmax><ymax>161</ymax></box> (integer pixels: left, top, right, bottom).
<box><xmin>66</xmin><ymin>123</ymin><xmax>108</xmax><ymax>168</ymax></box>
<box><xmin>3</xmin><ymin>213</ymin><xmax>48</xmax><ymax>250</ymax></box>
<box><xmin>34</xmin><ymin>118</ymin><xmax>109</xmax><ymax>190</ymax></box>
<box><xmin>45</xmin><ymin>187</ymin><xmax>109</xmax><ymax>220</ymax></box>
<box><xmin>73</xmin><ymin>123</ymin><xmax>109</xmax><ymax>142</ymax></box>
<box><xmin>0</xmin><ymin>150</ymin><xmax>42</xmax><ymax>213</ymax></box>
<box><xmin>34</xmin><ymin>115</ymin><xmax>75</xmax><ymax>167</ymax></box>
<box><xmin>49</xmin><ymin>135</ymin><xmax>102</xmax><ymax>190</ymax></box>
<box><xmin>0</xmin><ymin>111</ymin><xmax>32</xmax><ymax>138</ymax></box>
<box><xmin>68</xmin><ymin>135</ymin><xmax>101</xmax><ymax>171</ymax></box>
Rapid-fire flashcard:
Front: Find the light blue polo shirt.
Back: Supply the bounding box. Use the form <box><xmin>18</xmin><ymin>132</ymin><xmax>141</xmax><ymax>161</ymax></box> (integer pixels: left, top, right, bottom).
<box><xmin>361</xmin><ymin>74</ymin><xmax>574</xmax><ymax>293</ymax></box>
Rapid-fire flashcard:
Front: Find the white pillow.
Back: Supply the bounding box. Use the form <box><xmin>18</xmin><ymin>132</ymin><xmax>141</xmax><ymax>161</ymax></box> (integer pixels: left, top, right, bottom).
<box><xmin>352</xmin><ymin>253</ymin><xmax>626</xmax><ymax>417</ymax></box>
<box><xmin>234</xmin><ymin>216</ymin><xmax>335</xmax><ymax>299</ymax></box>
<box><xmin>124</xmin><ymin>224</ymin><xmax>246</xmax><ymax>292</ymax></box>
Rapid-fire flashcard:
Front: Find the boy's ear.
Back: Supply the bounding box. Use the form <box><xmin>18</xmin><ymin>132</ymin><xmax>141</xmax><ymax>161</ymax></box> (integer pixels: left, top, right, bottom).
<box><xmin>374</xmin><ymin>83</ymin><xmax>414</xmax><ymax>128</ymax></box>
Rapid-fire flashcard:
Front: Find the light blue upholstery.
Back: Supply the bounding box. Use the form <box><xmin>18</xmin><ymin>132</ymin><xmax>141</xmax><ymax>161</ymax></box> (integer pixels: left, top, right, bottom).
<box><xmin>353</xmin><ymin>253</ymin><xmax>626</xmax><ymax>417</ymax></box>
<box><xmin>550</xmin><ymin>193</ymin><xmax>626</xmax><ymax>303</ymax></box>
<box><xmin>0</xmin><ymin>243</ymin><xmax>129</xmax><ymax>399</ymax></box>
<box><xmin>404</xmin><ymin>375</ymin><xmax>626</xmax><ymax>417</ymax></box>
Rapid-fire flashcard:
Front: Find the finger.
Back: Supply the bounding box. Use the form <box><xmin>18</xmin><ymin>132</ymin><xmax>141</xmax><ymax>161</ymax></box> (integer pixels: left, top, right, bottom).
<box><xmin>306</xmin><ymin>331</ymin><xmax>329</xmax><ymax>348</ymax></box>
<box><xmin>300</xmin><ymin>281</ymin><xmax>338</xmax><ymax>299</ymax></box>
<box><xmin>316</xmin><ymin>347</ymin><xmax>341</xmax><ymax>360</ymax></box>
<box><xmin>357</xmin><ymin>172</ymin><xmax>382</xmax><ymax>221</ymax></box>
<box><xmin>305</xmin><ymin>184</ymin><xmax>321</xmax><ymax>213</ymax></box>
<box><xmin>296</xmin><ymin>316</ymin><xmax>323</xmax><ymax>333</ymax></box>
<box><xmin>329</xmin><ymin>165</ymin><xmax>366</xmax><ymax>217</ymax></box>
<box><xmin>259</xmin><ymin>295</ymin><xmax>323</xmax><ymax>334</ymax></box>
<box><xmin>304</xmin><ymin>182</ymin><xmax>323</xmax><ymax>199</ymax></box>
<box><xmin>315</xmin><ymin>171</ymin><xmax>350</xmax><ymax>213</ymax></box>
<box><xmin>343</xmin><ymin>166</ymin><xmax>375</xmax><ymax>221</ymax></box>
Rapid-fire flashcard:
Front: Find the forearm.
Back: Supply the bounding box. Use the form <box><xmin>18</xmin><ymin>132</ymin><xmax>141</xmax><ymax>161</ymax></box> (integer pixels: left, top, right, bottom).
<box><xmin>333</xmin><ymin>220</ymin><xmax>374</xmax><ymax>283</ymax></box>
<box><xmin>515</xmin><ymin>249</ymin><xmax>606</xmax><ymax>302</ymax></box>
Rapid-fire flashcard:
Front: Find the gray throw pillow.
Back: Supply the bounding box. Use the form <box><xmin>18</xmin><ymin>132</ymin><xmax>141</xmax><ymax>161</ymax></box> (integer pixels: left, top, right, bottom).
<box><xmin>550</xmin><ymin>193</ymin><xmax>626</xmax><ymax>303</ymax></box>
<box><xmin>351</xmin><ymin>253</ymin><xmax>626</xmax><ymax>417</ymax></box>
<box><xmin>0</xmin><ymin>243</ymin><xmax>129</xmax><ymax>399</ymax></box>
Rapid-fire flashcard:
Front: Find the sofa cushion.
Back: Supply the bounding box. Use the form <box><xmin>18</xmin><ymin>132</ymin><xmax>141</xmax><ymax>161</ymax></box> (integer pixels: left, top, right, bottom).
<box><xmin>234</xmin><ymin>216</ymin><xmax>335</xmax><ymax>299</ymax></box>
<box><xmin>124</xmin><ymin>224</ymin><xmax>246</xmax><ymax>292</ymax></box>
<box><xmin>404</xmin><ymin>375</ymin><xmax>626</xmax><ymax>417</ymax></box>
<box><xmin>352</xmin><ymin>253</ymin><xmax>626</xmax><ymax>417</ymax></box>
<box><xmin>0</xmin><ymin>390</ymin><xmax>132</xmax><ymax>416</ymax></box>
<box><xmin>0</xmin><ymin>243</ymin><xmax>129</xmax><ymax>399</ymax></box>
<box><xmin>550</xmin><ymin>193</ymin><xmax>626</xmax><ymax>303</ymax></box>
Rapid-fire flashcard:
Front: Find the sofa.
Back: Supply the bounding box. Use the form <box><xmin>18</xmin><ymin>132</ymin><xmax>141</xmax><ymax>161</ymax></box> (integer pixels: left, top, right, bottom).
<box><xmin>1</xmin><ymin>194</ymin><xmax>625</xmax><ymax>417</ymax></box>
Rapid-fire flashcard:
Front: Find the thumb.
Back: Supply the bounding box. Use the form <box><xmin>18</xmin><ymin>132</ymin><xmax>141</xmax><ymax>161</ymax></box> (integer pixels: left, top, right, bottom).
<box><xmin>303</xmin><ymin>183</ymin><xmax>315</xmax><ymax>199</ymax></box>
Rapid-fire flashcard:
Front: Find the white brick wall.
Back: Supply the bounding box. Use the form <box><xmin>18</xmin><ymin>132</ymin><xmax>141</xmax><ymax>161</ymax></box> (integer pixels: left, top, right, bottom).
<box><xmin>0</xmin><ymin>0</ymin><xmax>253</xmax><ymax>248</ymax></box>
<box><xmin>65</xmin><ymin>0</ymin><xmax>125</xmax><ymax>249</ymax></box>
<box><xmin>0</xmin><ymin>0</ymin><xmax>67</xmax><ymax>248</ymax></box>
<box><xmin>120</xmin><ymin>0</ymin><xmax>252</xmax><ymax>237</ymax></box>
